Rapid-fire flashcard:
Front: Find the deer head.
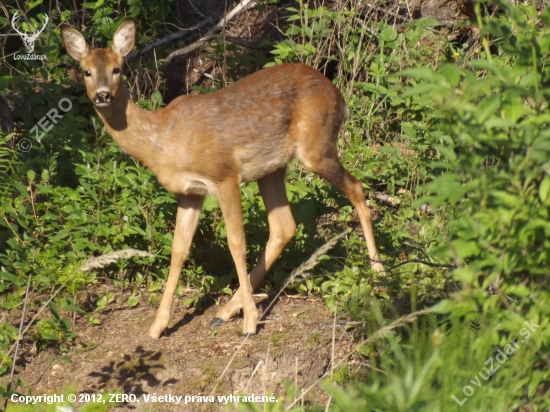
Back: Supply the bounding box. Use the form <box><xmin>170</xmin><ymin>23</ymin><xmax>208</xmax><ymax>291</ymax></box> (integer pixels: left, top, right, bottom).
<box><xmin>60</xmin><ymin>20</ymin><xmax>135</xmax><ymax>108</ymax></box>
<box><xmin>11</xmin><ymin>12</ymin><xmax>49</xmax><ymax>54</ymax></box>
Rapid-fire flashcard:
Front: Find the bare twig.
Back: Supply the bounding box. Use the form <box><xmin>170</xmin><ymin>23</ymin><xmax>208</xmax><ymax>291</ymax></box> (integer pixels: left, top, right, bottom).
<box><xmin>359</xmin><ymin>2</ymin><xmax>412</xmax><ymax>23</ymax></box>
<box><xmin>2</xmin><ymin>214</ymin><xmax>27</xmax><ymax>247</ymax></box>
<box><xmin>387</xmin><ymin>259</ymin><xmax>455</xmax><ymax>271</ymax></box>
<box><xmin>221</xmin><ymin>35</ymin><xmax>271</xmax><ymax>50</ymax></box>
<box><xmin>126</xmin><ymin>18</ymin><xmax>214</xmax><ymax>62</ymax></box>
<box><xmin>193</xmin><ymin>68</ymin><xmax>214</xmax><ymax>80</ymax></box>
<box><xmin>260</xmin><ymin>232</ymin><xmax>348</xmax><ymax>321</ymax></box>
<box><xmin>286</xmin><ymin>308</ymin><xmax>431</xmax><ymax>410</ymax></box>
<box><xmin>188</xmin><ymin>0</ymin><xmax>206</xmax><ymax>19</ymax></box>
<box><xmin>4</xmin><ymin>251</ymin><xmax>34</xmax><ymax>410</ymax></box>
<box><xmin>186</xmin><ymin>34</ymin><xmax>269</xmax><ymax>58</ymax></box>
<box><xmin>359</xmin><ymin>2</ymin><xmax>443</xmax><ymax>34</ymax></box>
<box><xmin>166</xmin><ymin>0</ymin><xmax>257</xmax><ymax>62</ymax></box>
<box><xmin>244</xmin><ymin>360</ymin><xmax>263</xmax><ymax>392</ymax></box>
<box><xmin>367</xmin><ymin>191</ymin><xmax>434</xmax><ymax>215</ymax></box>
<box><xmin>374</xmin><ymin>192</ymin><xmax>401</xmax><ymax>206</ymax></box>
<box><xmin>330</xmin><ymin>302</ymin><xmax>337</xmax><ymax>382</ymax></box>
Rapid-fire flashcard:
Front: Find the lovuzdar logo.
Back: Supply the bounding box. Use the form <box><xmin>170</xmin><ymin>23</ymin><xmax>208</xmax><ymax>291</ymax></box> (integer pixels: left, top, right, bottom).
<box><xmin>11</xmin><ymin>11</ymin><xmax>48</xmax><ymax>60</ymax></box>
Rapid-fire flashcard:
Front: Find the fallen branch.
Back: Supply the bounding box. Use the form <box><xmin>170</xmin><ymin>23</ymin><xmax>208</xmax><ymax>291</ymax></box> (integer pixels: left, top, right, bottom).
<box><xmin>193</xmin><ymin>68</ymin><xmax>214</xmax><ymax>80</ymax></box>
<box><xmin>166</xmin><ymin>0</ymin><xmax>257</xmax><ymax>62</ymax></box>
<box><xmin>374</xmin><ymin>192</ymin><xmax>401</xmax><ymax>206</ymax></box>
<box><xmin>127</xmin><ymin>19</ymin><xmax>267</xmax><ymax>63</ymax></box>
<box><xmin>222</xmin><ymin>35</ymin><xmax>271</xmax><ymax>50</ymax></box>
<box><xmin>80</xmin><ymin>249</ymin><xmax>154</xmax><ymax>272</ymax></box>
<box><xmin>126</xmin><ymin>18</ymin><xmax>214</xmax><ymax>62</ymax></box>
<box><xmin>387</xmin><ymin>259</ymin><xmax>455</xmax><ymax>271</ymax></box>
<box><xmin>367</xmin><ymin>191</ymin><xmax>434</xmax><ymax>215</ymax></box>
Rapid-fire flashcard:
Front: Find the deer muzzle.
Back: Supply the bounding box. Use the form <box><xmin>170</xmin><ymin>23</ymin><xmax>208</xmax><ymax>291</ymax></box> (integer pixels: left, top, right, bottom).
<box><xmin>93</xmin><ymin>91</ymin><xmax>113</xmax><ymax>107</ymax></box>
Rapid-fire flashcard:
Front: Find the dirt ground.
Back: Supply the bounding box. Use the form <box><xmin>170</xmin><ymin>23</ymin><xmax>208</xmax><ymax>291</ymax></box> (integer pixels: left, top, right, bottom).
<box><xmin>9</xmin><ymin>294</ymin><xmax>364</xmax><ymax>411</ymax></box>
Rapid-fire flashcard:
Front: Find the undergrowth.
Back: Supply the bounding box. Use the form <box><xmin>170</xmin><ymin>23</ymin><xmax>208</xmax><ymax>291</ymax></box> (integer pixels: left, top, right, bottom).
<box><xmin>1</xmin><ymin>0</ymin><xmax>549</xmax><ymax>410</ymax></box>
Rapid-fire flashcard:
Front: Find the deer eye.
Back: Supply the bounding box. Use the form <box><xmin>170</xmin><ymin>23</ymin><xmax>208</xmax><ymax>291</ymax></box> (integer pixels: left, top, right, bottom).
<box><xmin>84</xmin><ymin>70</ymin><xmax>91</xmax><ymax>77</ymax></box>
<box><xmin>112</xmin><ymin>68</ymin><xmax>121</xmax><ymax>74</ymax></box>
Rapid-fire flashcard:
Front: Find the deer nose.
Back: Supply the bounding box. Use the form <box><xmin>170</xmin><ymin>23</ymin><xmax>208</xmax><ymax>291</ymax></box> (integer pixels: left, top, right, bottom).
<box><xmin>94</xmin><ymin>91</ymin><xmax>112</xmax><ymax>104</ymax></box>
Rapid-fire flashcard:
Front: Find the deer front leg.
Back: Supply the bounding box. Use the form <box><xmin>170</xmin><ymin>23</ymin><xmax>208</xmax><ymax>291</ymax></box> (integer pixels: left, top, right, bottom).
<box><xmin>211</xmin><ymin>168</ymin><xmax>295</xmax><ymax>326</ymax></box>
<box><xmin>216</xmin><ymin>179</ymin><xmax>259</xmax><ymax>335</ymax></box>
<box><xmin>148</xmin><ymin>194</ymin><xmax>203</xmax><ymax>339</ymax></box>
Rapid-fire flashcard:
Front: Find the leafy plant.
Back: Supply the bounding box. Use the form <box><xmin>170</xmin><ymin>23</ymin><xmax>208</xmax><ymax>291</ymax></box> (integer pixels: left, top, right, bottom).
<box><xmin>32</xmin><ymin>301</ymin><xmax>80</xmax><ymax>351</ymax></box>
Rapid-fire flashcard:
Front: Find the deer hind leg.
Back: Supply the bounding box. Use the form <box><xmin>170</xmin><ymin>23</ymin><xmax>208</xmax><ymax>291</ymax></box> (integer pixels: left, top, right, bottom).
<box><xmin>299</xmin><ymin>147</ymin><xmax>385</xmax><ymax>273</ymax></box>
<box><xmin>216</xmin><ymin>178</ymin><xmax>260</xmax><ymax>335</ymax></box>
<box><xmin>211</xmin><ymin>168</ymin><xmax>296</xmax><ymax>326</ymax></box>
<box><xmin>148</xmin><ymin>194</ymin><xmax>204</xmax><ymax>339</ymax></box>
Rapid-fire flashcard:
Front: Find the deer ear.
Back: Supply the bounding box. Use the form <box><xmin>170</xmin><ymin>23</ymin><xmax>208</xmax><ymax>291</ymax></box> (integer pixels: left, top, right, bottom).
<box><xmin>112</xmin><ymin>19</ymin><xmax>135</xmax><ymax>57</ymax></box>
<box><xmin>61</xmin><ymin>24</ymin><xmax>89</xmax><ymax>61</ymax></box>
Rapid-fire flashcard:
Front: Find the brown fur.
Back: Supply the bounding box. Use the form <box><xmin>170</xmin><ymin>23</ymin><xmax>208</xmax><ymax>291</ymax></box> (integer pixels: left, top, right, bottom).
<box><xmin>61</xmin><ymin>19</ymin><xmax>385</xmax><ymax>339</ymax></box>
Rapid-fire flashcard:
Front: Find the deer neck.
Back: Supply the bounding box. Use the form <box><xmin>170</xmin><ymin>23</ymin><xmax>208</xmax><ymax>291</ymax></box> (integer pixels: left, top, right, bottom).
<box><xmin>94</xmin><ymin>86</ymin><xmax>162</xmax><ymax>168</ymax></box>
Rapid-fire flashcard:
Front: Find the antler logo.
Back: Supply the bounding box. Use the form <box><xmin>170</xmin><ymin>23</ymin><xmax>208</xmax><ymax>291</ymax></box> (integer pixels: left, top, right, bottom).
<box><xmin>11</xmin><ymin>11</ymin><xmax>49</xmax><ymax>54</ymax></box>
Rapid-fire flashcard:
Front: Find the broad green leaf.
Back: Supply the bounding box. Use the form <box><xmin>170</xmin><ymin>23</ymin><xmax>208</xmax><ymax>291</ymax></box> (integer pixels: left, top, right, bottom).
<box><xmin>41</xmin><ymin>332</ymin><xmax>59</xmax><ymax>341</ymax></box>
<box><xmin>434</xmin><ymin>144</ymin><xmax>457</xmax><ymax>164</ymax></box>
<box><xmin>62</xmin><ymin>304</ymin><xmax>85</xmax><ymax>314</ymax></box>
<box><xmin>468</xmin><ymin>59</ymin><xmax>502</xmax><ymax>76</ymax></box>
<box><xmin>492</xmin><ymin>191</ymin><xmax>521</xmax><ymax>207</ymax></box>
<box><xmin>128</xmin><ymin>295</ymin><xmax>139</xmax><ymax>307</ymax></box>
<box><xmin>477</xmin><ymin>95</ymin><xmax>501</xmax><ymax>124</ymax></box>
<box><xmin>401</xmin><ymin>83</ymin><xmax>443</xmax><ymax>99</ymax></box>
<box><xmin>430</xmin><ymin>299</ymin><xmax>452</xmax><ymax>313</ymax></box>
<box><xmin>451</xmin><ymin>240</ymin><xmax>481</xmax><ymax>259</ymax></box>
<box><xmin>0</xmin><ymin>271</ymin><xmax>26</xmax><ymax>286</ymax></box>
<box><xmin>401</xmin><ymin>67</ymin><xmax>437</xmax><ymax>81</ymax></box>
<box><xmin>405</xmin><ymin>17</ymin><xmax>442</xmax><ymax>29</ymax></box>
<box><xmin>380</xmin><ymin>25</ymin><xmax>398</xmax><ymax>42</ymax></box>
<box><xmin>148</xmin><ymin>282</ymin><xmax>163</xmax><ymax>292</ymax></box>
<box><xmin>539</xmin><ymin>176</ymin><xmax>550</xmax><ymax>203</ymax></box>
<box><xmin>27</xmin><ymin>0</ymin><xmax>43</xmax><ymax>10</ymax></box>
<box><xmin>502</xmin><ymin>95</ymin><xmax>532</xmax><ymax>122</ymax></box>
<box><xmin>439</xmin><ymin>64</ymin><xmax>461</xmax><ymax>87</ymax></box>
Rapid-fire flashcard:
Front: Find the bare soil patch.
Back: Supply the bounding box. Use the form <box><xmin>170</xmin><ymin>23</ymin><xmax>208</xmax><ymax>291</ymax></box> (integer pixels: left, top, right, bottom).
<box><xmin>11</xmin><ymin>295</ymin><xmax>361</xmax><ymax>410</ymax></box>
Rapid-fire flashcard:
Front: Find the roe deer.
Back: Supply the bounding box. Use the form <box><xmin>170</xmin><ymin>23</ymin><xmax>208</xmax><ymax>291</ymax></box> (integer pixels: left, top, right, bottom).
<box><xmin>61</xmin><ymin>19</ymin><xmax>385</xmax><ymax>339</ymax></box>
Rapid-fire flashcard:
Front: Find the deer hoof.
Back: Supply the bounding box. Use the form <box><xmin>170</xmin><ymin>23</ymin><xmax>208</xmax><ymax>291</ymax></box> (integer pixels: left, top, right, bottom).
<box><xmin>148</xmin><ymin>325</ymin><xmax>165</xmax><ymax>339</ymax></box>
<box><xmin>209</xmin><ymin>317</ymin><xmax>225</xmax><ymax>327</ymax></box>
